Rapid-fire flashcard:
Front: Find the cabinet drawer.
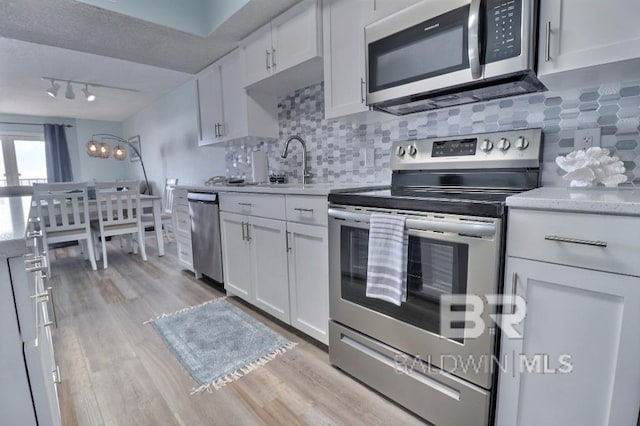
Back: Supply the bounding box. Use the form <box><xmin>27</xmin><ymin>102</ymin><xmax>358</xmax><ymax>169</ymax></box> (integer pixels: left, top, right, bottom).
<box><xmin>174</xmin><ymin>209</ymin><xmax>191</xmax><ymax>236</ymax></box>
<box><xmin>286</xmin><ymin>195</ymin><xmax>328</xmax><ymax>226</ymax></box>
<box><xmin>219</xmin><ymin>192</ymin><xmax>286</xmax><ymax>220</ymax></box>
<box><xmin>176</xmin><ymin>234</ymin><xmax>193</xmax><ymax>267</ymax></box>
<box><xmin>507</xmin><ymin>209</ymin><xmax>640</xmax><ymax>276</ymax></box>
<box><xmin>173</xmin><ymin>189</ymin><xmax>189</xmax><ymax>207</ymax></box>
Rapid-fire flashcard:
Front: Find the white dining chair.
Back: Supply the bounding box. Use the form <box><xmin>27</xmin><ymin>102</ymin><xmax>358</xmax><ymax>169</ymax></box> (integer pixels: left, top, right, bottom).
<box><xmin>141</xmin><ymin>177</ymin><xmax>178</xmax><ymax>241</ymax></box>
<box><xmin>91</xmin><ymin>180</ymin><xmax>147</xmax><ymax>269</ymax></box>
<box><xmin>33</xmin><ymin>182</ymin><xmax>98</xmax><ymax>271</ymax></box>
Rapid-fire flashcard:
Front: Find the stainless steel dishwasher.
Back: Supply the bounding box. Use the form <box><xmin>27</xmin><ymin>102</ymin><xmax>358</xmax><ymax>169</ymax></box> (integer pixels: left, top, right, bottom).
<box><xmin>188</xmin><ymin>192</ymin><xmax>224</xmax><ymax>283</ymax></box>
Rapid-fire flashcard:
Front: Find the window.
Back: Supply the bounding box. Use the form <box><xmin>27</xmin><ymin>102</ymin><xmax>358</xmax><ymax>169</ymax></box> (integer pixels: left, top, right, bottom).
<box><xmin>0</xmin><ymin>134</ymin><xmax>48</xmax><ymax>186</ymax></box>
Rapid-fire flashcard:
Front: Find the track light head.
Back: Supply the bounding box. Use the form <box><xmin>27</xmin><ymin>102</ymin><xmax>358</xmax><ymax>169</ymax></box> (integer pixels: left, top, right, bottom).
<box><xmin>65</xmin><ymin>82</ymin><xmax>75</xmax><ymax>100</ymax></box>
<box><xmin>82</xmin><ymin>84</ymin><xmax>96</xmax><ymax>102</ymax></box>
<box><xmin>47</xmin><ymin>80</ymin><xmax>60</xmax><ymax>97</ymax></box>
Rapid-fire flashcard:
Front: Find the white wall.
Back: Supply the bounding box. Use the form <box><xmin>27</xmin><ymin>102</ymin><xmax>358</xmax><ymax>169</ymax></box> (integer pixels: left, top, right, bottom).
<box><xmin>122</xmin><ymin>80</ymin><xmax>226</xmax><ymax>193</ymax></box>
<box><xmin>74</xmin><ymin>120</ymin><xmax>130</xmax><ymax>182</ymax></box>
<box><xmin>0</xmin><ymin>113</ymin><xmax>129</xmax><ymax>183</ymax></box>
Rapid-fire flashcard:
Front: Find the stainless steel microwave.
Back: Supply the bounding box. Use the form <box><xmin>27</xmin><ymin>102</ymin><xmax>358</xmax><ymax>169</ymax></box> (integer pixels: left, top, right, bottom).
<box><xmin>365</xmin><ymin>0</ymin><xmax>546</xmax><ymax>115</ymax></box>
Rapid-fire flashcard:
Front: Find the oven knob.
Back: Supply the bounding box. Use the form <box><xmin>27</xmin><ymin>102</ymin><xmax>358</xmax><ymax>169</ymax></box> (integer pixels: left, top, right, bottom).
<box><xmin>480</xmin><ymin>139</ymin><xmax>493</xmax><ymax>152</ymax></box>
<box><xmin>515</xmin><ymin>136</ymin><xmax>529</xmax><ymax>150</ymax></box>
<box><xmin>396</xmin><ymin>145</ymin><xmax>406</xmax><ymax>157</ymax></box>
<box><xmin>497</xmin><ymin>138</ymin><xmax>511</xmax><ymax>151</ymax></box>
<box><xmin>408</xmin><ymin>145</ymin><xmax>418</xmax><ymax>157</ymax></box>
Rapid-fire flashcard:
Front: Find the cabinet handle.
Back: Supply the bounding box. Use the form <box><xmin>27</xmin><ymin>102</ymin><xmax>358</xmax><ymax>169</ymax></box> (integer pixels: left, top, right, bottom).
<box><xmin>245</xmin><ymin>223</ymin><xmax>251</xmax><ymax>242</ymax></box>
<box><xmin>294</xmin><ymin>207</ymin><xmax>314</xmax><ymax>213</ymax></box>
<box><xmin>544</xmin><ymin>235</ymin><xmax>607</xmax><ymax>248</ymax></box>
<box><xmin>511</xmin><ymin>272</ymin><xmax>518</xmax><ymax>315</ymax></box>
<box><xmin>196</xmin><ymin>80</ymin><xmax>203</xmax><ymax>141</ymax></box>
<box><xmin>266</xmin><ymin>50</ymin><xmax>271</xmax><ymax>70</ymax></box>
<box><xmin>238</xmin><ymin>202</ymin><xmax>252</xmax><ymax>207</ymax></box>
<box><xmin>214</xmin><ymin>123</ymin><xmax>218</xmax><ymax>137</ymax></box>
<box><xmin>47</xmin><ymin>286</ymin><xmax>58</xmax><ymax>329</ymax></box>
<box><xmin>545</xmin><ymin>21</ymin><xmax>551</xmax><ymax>62</ymax></box>
<box><xmin>52</xmin><ymin>365</ymin><xmax>61</xmax><ymax>384</ymax></box>
<box><xmin>271</xmin><ymin>48</ymin><xmax>277</xmax><ymax>67</ymax></box>
<box><xmin>241</xmin><ymin>221</ymin><xmax>246</xmax><ymax>241</ymax></box>
<box><xmin>218</xmin><ymin>122</ymin><xmax>224</xmax><ymax>137</ymax></box>
<box><xmin>360</xmin><ymin>78</ymin><xmax>366</xmax><ymax>104</ymax></box>
<box><xmin>286</xmin><ymin>231</ymin><xmax>292</xmax><ymax>252</ymax></box>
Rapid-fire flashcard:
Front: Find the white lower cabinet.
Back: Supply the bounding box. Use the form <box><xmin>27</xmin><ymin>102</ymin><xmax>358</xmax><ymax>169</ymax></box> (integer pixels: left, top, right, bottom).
<box><xmin>219</xmin><ymin>192</ymin><xmax>329</xmax><ymax>343</ymax></box>
<box><xmin>173</xmin><ymin>189</ymin><xmax>193</xmax><ymax>271</ymax></box>
<box><xmin>497</xmin><ymin>209</ymin><xmax>640</xmax><ymax>426</ymax></box>
<box><xmin>219</xmin><ymin>211</ymin><xmax>253</xmax><ymax>300</ymax></box>
<box><xmin>250</xmin><ymin>216</ymin><xmax>290</xmax><ymax>323</ymax></box>
<box><xmin>287</xmin><ymin>222</ymin><xmax>329</xmax><ymax>343</ymax></box>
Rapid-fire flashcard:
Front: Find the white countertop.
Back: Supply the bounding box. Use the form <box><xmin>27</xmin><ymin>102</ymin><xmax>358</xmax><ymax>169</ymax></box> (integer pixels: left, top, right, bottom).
<box><xmin>506</xmin><ymin>187</ymin><xmax>640</xmax><ymax>216</ymax></box>
<box><xmin>0</xmin><ymin>196</ymin><xmax>31</xmax><ymax>257</ymax></box>
<box><xmin>176</xmin><ymin>183</ymin><xmax>381</xmax><ymax>196</ymax></box>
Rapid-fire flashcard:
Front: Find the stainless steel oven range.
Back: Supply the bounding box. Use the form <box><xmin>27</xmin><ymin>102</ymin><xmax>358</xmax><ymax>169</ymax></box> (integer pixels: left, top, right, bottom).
<box><xmin>328</xmin><ymin>129</ymin><xmax>543</xmax><ymax>426</ymax></box>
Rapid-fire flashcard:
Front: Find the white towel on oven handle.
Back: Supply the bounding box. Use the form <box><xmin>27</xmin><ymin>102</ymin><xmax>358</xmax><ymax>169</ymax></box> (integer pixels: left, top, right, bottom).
<box><xmin>366</xmin><ymin>213</ymin><xmax>408</xmax><ymax>306</ymax></box>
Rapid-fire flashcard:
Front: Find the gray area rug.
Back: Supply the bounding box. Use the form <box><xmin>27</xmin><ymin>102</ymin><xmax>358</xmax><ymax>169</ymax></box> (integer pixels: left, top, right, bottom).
<box><xmin>146</xmin><ymin>298</ymin><xmax>297</xmax><ymax>393</ymax></box>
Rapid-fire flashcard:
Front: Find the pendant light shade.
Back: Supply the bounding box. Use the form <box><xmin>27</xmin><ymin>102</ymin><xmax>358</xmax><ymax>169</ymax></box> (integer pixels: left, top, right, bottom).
<box><xmin>65</xmin><ymin>82</ymin><xmax>75</xmax><ymax>100</ymax></box>
<box><xmin>86</xmin><ymin>140</ymin><xmax>100</xmax><ymax>157</ymax></box>
<box><xmin>113</xmin><ymin>145</ymin><xmax>127</xmax><ymax>161</ymax></box>
<box><xmin>99</xmin><ymin>142</ymin><xmax>110</xmax><ymax>158</ymax></box>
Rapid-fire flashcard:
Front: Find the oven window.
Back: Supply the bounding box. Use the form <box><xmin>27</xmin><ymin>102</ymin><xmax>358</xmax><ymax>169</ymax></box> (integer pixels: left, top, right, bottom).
<box><xmin>368</xmin><ymin>5</ymin><xmax>470</xmax><ymax>93</ymax></box>
<box><xmin>340</xmin><ymin>226</ymin><xmax>468</xmax><ymax>343</ymax></box>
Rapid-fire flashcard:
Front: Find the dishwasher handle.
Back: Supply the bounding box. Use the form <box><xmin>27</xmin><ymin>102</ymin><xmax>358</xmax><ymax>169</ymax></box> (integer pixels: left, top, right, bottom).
<box><xmin>187</xmin><ymin>192</ymin><xmax>218</xmax><ymax>203</ymax></box>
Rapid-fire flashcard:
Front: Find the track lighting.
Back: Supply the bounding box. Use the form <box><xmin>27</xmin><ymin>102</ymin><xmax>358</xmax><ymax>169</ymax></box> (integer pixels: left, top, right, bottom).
<box><xmin>42</xmin><ymin>76</ymin><xmax>139</xmax><ymax>102</ymax></box>
<box><xmin>47</xmin><ymin>80</ymin><xmax>60</xmax><ymax>97</ymax></box>
<box><xmin>65</xmin><ymin>82</ymin><xmax>75</xmax><ymax>100</ymax></box>
<box><xmin>82</xmin><ymin>84</ymin><xmax>96</xmax><ymax>102</ymax></box>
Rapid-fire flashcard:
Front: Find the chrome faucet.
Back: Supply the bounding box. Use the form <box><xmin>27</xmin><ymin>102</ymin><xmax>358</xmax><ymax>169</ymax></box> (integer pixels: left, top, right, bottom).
<box><xmin>281</xmin><ymin>134</ymin><xmax>312</xmax><ymax>184</ymax></box>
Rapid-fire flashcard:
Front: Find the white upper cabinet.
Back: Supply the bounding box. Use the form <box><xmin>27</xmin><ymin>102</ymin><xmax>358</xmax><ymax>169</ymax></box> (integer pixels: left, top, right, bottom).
<box><xmin>322</xmin><ymin>0</ymin><xmax>419</xmax><ymax>120</ymax></box>
<box><xmin>239</xmin><ymin>0</ymin><xmax>323</xmax><ymax>95</ymax></box>
<box><xmin>197</xmin><ymin>49</ymin><xmax>278</xmax><ymax>146</ymax></box>
<box><xmin>538</xmin><ymin>0</ymin><xmax>640</xmax><ymax>89</ymax></box>
<box><xmin>239</xmin><ymin>24</ymin><xmax>274</xmax><ymax>88</ymax></box>
<box><xmin>196</xmin><ymin>67</ymin><xmax>223</xmax><ymax>144</ymax></box>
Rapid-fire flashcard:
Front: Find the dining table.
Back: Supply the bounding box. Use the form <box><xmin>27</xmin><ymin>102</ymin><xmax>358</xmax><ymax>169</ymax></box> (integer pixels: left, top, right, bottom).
<box><xmin>30</xmin><ymin>194</ymin><xmax>166</xmax><ymax>256</ymax></box>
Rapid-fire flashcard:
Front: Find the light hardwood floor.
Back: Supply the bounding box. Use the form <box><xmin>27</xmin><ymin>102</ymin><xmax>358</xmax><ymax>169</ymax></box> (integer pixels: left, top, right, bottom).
<box><xmin>50</xmin><ymin>240</ymin><xmax>426</xmax><ymax>425</ymax></box>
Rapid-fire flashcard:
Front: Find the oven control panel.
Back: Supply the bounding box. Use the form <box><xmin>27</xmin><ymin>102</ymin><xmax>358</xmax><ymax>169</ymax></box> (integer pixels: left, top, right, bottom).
<box><xmin>391</xmin><ymin>128</ymin><xmax>542</xmax><ymax>170</ymax></box>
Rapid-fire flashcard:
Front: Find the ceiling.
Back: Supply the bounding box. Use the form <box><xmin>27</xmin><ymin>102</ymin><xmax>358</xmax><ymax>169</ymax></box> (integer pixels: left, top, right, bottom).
<box><xmin>0</xmin><ymin>0</ymin><xmax>300</xmax><ymax>121</ymax></box>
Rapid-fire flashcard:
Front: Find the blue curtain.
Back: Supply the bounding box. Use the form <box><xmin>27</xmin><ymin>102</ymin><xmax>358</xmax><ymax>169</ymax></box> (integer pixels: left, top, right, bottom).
<box><xmin>44</xmin><ymin>124</ymin><xmax>74</xmax><ymax>182</ymax></box>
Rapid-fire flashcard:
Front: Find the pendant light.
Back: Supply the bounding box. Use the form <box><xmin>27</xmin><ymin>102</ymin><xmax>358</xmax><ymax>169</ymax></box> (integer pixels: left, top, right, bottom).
<box><xmin>47</xmin><ymin>80</ymin><xmax>60</xmax><ymax>97</ymax></box>
<box><xmin>82</xmin><ymin>84</ymin><xmax>96</xmax><ymax>102</ymax></box>
<box><xmin>65</xmin><ymin>82</ymin><xmax>75</xmax><ymax>100</ymax></box>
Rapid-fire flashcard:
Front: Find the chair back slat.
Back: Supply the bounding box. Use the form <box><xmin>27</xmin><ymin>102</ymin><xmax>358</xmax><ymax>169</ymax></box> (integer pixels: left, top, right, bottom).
<box><xmin>94</xmin><ymin>181</ymin><xmax>141</xmax><ymax>228</ymax></box>
<box><xmin>33</xmin><ymin>183</ymin><xmax>91</xmax><ymax>234</ymax></box>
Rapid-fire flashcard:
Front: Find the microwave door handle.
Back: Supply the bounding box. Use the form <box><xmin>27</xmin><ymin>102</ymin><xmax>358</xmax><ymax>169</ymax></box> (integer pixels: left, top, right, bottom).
<box><xmin>468</xmin><ymin>0</ymin><xmax>482</xmax><ymax>79</ymax></box>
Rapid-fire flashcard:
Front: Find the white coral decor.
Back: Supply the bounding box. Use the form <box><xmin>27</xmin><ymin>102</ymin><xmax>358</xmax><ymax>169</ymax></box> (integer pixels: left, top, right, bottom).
<box><xmin>556</xmin><ymin>147</ymin><xmax>627</xmax><ymax>188</ymax></box>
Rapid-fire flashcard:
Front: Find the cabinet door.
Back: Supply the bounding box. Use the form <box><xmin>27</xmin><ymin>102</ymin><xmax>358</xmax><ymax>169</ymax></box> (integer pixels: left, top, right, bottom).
<box><xmin>249</xmin><ymin>216</ymin><xmax>290</xmax><ymax>323</ymax></box>
<box><xmin>196</xmin><ymin>67</ymin><xmax>223</xmax><ymax>146</ymax></box>
<box><xmin>323</xmin><ymin>0</ymin><xmax>374</xmax><ymax>119</ymax></box>
<box><xmin>219</xmin><ymin>49</ymin><xmax>248</xmax><ymax>142</ymax></box>
<box><xmin>496</xmin><ymin>257</ymin><xmax>640</xmax><ymax>426</ymax></box>
<box><xmin>219</xmin><ymin>212</ymin><xmax>252</xmax><ymax>301</ymax></box>
<box><xmin>271</xmin><ymin>0</ymin><xmax>320</xmax><ymax>75</ymax></box>
<box><xmin>287</xmin><ymin>222</ymin><xmax>329</xmax><ymax>344</ymax></box>
<box><xmin>239</xmin><ymin>23</ymin><xmax>273</xmax><ymax>87</ymax></box>
<box><xmin>538</xmin><ymin>0</ymin><xmax>640</xmax><ymax>77</ymax></box>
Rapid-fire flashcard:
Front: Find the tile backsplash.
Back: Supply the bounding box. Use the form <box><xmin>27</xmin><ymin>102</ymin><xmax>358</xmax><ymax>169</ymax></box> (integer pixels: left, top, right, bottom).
<box><xmin>225</xmin><ymin>81</ymin><xmax>640</xmax><ymax>187</ymax></box>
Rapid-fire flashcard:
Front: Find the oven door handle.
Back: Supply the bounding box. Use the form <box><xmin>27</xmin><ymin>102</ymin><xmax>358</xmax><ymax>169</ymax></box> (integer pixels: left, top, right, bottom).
<box><xmin>328</xmin><ymin>209</ymin><xmax>496</xmax><ymax>237</ymax></box>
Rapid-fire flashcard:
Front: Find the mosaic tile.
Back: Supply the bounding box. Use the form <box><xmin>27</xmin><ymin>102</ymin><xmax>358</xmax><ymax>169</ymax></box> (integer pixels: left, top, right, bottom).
<box><xmin>224</xmin><ymin>81</ymin><xmax>640</xmax><ymax>185</ymax></box>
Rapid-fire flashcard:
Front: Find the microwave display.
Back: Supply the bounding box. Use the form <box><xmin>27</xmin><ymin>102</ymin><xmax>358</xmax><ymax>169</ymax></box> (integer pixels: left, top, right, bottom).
<box><xmin>432</xmin><ymin>139</ymin><xmax>477</xmax><ymax>157</ymax></box>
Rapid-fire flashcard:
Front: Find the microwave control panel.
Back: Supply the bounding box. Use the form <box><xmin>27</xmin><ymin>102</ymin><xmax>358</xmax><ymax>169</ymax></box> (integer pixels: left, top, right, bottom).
<box><xmin>485</xmin><ymin>0</ymin><xmax>522</xmax><ymax>63</ymax></box>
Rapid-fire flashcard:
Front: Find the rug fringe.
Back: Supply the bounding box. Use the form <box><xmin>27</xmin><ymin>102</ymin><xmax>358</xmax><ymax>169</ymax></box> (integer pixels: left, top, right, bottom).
<box><xmin>189</xmin><ymin>341</ymin><xmax>298</xmax><ymax>395</ymax></box>
<box><xmin>143</xmin><ymin>297</ymin><xmax>227</xmax><ymax>324</ymax></box>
